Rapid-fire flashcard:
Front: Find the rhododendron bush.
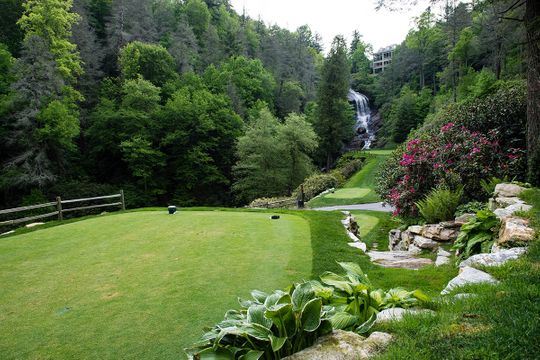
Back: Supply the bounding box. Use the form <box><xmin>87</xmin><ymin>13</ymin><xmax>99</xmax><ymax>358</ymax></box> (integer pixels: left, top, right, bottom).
<box><xmin>376</xmin><ymin>122</ymin><xmax>525</xmax><ymax>217</ymax></box>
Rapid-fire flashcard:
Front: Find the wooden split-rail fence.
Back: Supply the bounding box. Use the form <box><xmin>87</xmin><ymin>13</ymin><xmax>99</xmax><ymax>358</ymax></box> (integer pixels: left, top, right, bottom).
<box><xmin>0</xmin><ymin>190</ymin><xmax>126</xmax><ymax>227</ymax></box>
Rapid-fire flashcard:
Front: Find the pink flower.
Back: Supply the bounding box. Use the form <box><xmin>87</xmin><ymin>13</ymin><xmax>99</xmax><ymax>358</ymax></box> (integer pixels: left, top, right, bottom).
<box><xmin>441</xmin><ymin>122</ymin><xmax>455</xmax><ymax>132</ymax></box>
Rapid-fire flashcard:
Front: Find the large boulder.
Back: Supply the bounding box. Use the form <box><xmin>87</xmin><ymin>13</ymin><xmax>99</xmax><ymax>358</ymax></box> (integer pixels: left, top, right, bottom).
<box><xmin>413</xmin><ymin>235</ymin><xmax>439</xmax><ymax>250</ymax></box>
<box><xmin>455</xmin><ymin>213</ymin><xmax>475</xmax><ymax>226</ymax></box>
<box><xmin>495</xmin><ymin>197</ymin><xmax>524</xmax><ymax>207</ymax></box>
<box><xmin>459</xmin><ymin>248</ymin><xmax>527</xmax><ymax>268</ymax></box>
<box><xmin>441</xmin><ymin>266</ymin><xmax>499</xmax><ymax>295</ymax></box>
<box><xmin>283</xmin><ymin>330</ymin><xmax>393</xmax><ymax>360</ymax></box>
<box><xmin>422</xmin><ymin>224</ymin><xmax>459</xmax><ymax>242</ymax></box>
<box><xmin>494</xmin><ymin>183</ymin><xmax>526</xmax><ymax>197</ymax></box>
<box><xmin>435</xmin><ymin>248</ymin><xmax>452</xmax><ymax>267</ymax></box>
<box><xmin>388</xmin><ymin>229</ymin><xmax>402</xmax><ymax>250</ymax></box>
<box><xmin>497</xmin><ymin>217</ymin><xmax>535</xmax><ymax>246</ymax></box>
<box><xmin>408</xmin><ymin>225</ymin><xmax>424</xmax><ymax>235</ymax></box>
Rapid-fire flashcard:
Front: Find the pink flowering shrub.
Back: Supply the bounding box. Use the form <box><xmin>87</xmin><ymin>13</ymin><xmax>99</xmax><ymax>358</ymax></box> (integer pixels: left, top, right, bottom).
<box><xmin>376</xmin><ymin>122</ymin><xmax>525</xmax><ymax>217</ymax></box>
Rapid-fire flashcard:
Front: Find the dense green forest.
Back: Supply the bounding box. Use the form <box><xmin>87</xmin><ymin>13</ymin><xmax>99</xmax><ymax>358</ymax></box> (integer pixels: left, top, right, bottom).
<box><xmin>0</xmin><ymin>0</ymin><xmax>536</xmax><ymax>209</ymax></box>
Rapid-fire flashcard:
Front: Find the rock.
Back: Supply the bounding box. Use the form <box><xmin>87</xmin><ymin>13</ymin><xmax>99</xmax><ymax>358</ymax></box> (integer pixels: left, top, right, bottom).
<box><xmin>459</xmin><ymin>248</ymin><xmax>527</xmax><ymax>268</ymax></box>
<box><xmin>422</xmin><ymin>224</ymin><xmax>459</xmax><ymax>242</ymax></box>
<box><xmin>408</xmin><ymin>225</ymin><xmax>424</xmax><ymax>235</ymax></box>
<box><xmin>401</xmin><ymin>230</ymin><xmax>414</xmax><ymax>246</ymax></box>
<box><xmin>348</xmin><ymin>242</ymin><xmax>367</xmax><ymax>252</ymax></box>
<box><xmin>455</xmin><ymin>213</ymin><xmax>475</xmax><ymax>225</ymax></box>
<box><xmin>497</xmin><ymin>216</ymin><xmax>535</xmax><ymax>246</ymax></box>
<box><xmin>494</xmin><ymin>183</ymin><xmax>526</xmax><ymax>197</ymax></box>
<box><xmin>283</xmin><ymin>330</ymin><xmax>393</xmax><ymax>360</ymax></box>
<box><xmin>438</xmin><ymin>248</ymin><xmax>451</xmax><ymax>257</ymax></box>
<box><xmin>346</xmin><ymin>215</ymin><xmax>360</xmax><ymax>237</ymax></box>
<box><xmin>367</xmin><ymin>251</ymin><xmax>433</xmax><ymax>269</ymax></box>
<box><xmin>388</xmin><ymin>229</ymin><xmax>402</xmax><ymax>250</ymax></box>
<box><xmin>441</xmin><ymin>266</ymin><xmax>499</xmax><ymax>295</ymax></box>
<box><xmin>25</xmin><ymin>222</ymin><xmax>45</xmax><ymax>228</ymax></box>
<box><xmin>505</xmin><ymin>203</ymin><xmax>532</xmax><ymax>214</ymax></box>
<box><xmin>408</xmin><ymin>244</ymin><xmax>422</xmax><ymax>254</ymax></box>
<box><xmin>494</xmin><ymin>208</ymin><xmax>513</xmax><ymax>219</ymax></box>
<box><xmin>413</xmin><ymin>235</ymin><xmax>439</xmax><ymax>250</ymax></box>
<box><xmin>347</xmin><ymin>231</ymin><xmax>361</xmax><ymax>243</ymax></box>
<box><xmin>375</xmin><ymin>308</ymin><xmax>436</xmax><ymax>324</ymax></box>
<box><xmin>495</xmin><ymin>197</ymin><xmax>524</xmax><ymax>207</ymax></box>
<box><xmin>435</xmin><ymin>255</ymin><xmax>451</xmax><ymax>267</ymax></box>
<box><xmin>1</xmin><ymin>230</ymin><xmax>15</xmax><ymax>236</ymax></box>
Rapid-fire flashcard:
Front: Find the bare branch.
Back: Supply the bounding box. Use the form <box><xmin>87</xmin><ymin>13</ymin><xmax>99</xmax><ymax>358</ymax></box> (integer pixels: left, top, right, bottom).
<box><xmin>500</xmin><ymin>16</ymin><xmax>525</xmax><ymax>22</ymax></box>
<box><xmin>498</xmin><ymin>0</ymin><xmax>526</xmax><ymax>15</ymax></box>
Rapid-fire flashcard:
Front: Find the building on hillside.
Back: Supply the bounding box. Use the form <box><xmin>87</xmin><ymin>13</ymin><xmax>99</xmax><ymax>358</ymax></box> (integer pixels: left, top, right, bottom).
<box><xmin>372</xmin><ymin>45</ymin><xmax>397</xmax><ymax>74</ymax></box>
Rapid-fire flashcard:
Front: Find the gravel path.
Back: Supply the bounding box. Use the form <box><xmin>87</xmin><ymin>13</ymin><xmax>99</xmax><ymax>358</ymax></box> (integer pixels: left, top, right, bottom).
<box><xmin>311</xmin><ymin>202</ymin><xmax>395</xmax><ymax>212</ymax></box>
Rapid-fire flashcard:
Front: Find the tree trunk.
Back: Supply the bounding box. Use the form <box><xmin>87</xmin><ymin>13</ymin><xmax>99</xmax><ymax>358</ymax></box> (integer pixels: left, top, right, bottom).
<box><xmin>526</xmin><ymin>0</ymin><xmax>540</xmax><ymax>184</ymax></box>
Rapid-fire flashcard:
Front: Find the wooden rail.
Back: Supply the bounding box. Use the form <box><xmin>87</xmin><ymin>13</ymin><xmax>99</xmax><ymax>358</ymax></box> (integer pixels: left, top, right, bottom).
<box><xmin>0</xmin><ymin>190</ymin><xmax>126</xmax><ymax>227</ymax></box>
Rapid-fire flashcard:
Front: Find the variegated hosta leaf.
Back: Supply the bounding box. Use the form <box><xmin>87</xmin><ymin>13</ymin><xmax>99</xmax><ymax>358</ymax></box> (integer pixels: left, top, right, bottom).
<box><xmin>196</xmin><ymin>347</ymin><xmax>235</xmax><ymax>359</ymax></box>
<box><xmin>225</xmin><ymin>309</ymin><xmax>245</xmax><ymax>321</ymax></box>
<box><xmin>329</xmin><ymin>311</ymin><xmax>358</xmax><ymax>330</ymax></box>
<box><xmin>320</xmin><ymin>272</ymin><xmax>353</xmax><ymax>294</ymax></box>
<box><xmin>247</xmin><ymin>304</ymin><xmax>273</xmax><ymax>329</ymax></box>
<box><xmin>239</xmin><ymin>350</ymin><xmax>264</xmax><ymax>360</ymax></box>
<box><xmin>250</xmin><ymin>290</ymin><xmax>269</xmax><ymax>304</ymax></box>
<box><xmin>269</xmin><ymin>334</ymin><xmax>287</xmax><ymax>352</ymax></box>
<box><xmin>292</xmin><ymin>281</ymin><xmax>316</xmax><ymax>310</ymax></box>
<box><xmin>355</xmin><ymin>313</ymin><xmax>377</xmax><ymax>334</ymax></box>
<box><xmin>301</xmin><ymin>298</ymin><xmax>322</xmax><ymax>332</ymax></box>
<box><xmin>241</xmin><ymin>323</ymin><xmax>273</xmax><ymax>341</ymax></box>
<box><xmin>265</xmin><ymin>302</ymin><xmax>293</xmax><ymax>318</ymax></box>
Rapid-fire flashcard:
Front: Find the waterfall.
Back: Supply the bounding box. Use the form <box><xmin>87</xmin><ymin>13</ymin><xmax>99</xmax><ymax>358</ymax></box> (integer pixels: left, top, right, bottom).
<box><xmin>347</xmin><ymin>89</ymin><xmax>374</xmax><ymax>149</ymax></box>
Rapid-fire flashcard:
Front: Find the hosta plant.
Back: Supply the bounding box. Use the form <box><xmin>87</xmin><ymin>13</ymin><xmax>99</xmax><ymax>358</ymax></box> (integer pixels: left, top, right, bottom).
<box><xmin>452</xmin><ymin>210</ymin><xmax>500</xmax><ymax>262</ymax></box>
<box><xmin>185</xmin><ymin>283</ymin><xmax>333</xmax><ymax>359</ymax></box>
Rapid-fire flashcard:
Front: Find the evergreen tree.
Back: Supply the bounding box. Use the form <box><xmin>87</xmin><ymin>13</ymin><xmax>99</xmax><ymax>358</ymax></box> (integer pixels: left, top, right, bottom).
<box><xmin>314</xmin><ymin>35</ymin><xmax>353</xmax><ymax>169</ymax></box>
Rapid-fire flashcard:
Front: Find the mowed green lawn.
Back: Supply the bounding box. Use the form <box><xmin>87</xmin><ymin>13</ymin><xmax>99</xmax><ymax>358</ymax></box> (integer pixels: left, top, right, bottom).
<box><xmin>0</xmin><ymin>211</ymin><xmax>312</xmax><ymax>360</ymax></box>
<box><xmin>307</xmin><ymin>150</ymin><xmax>393</xmax><ymax>208</ymax></box>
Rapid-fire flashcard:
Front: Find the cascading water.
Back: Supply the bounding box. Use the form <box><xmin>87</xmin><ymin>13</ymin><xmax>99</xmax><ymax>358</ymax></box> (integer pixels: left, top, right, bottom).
<box><xmin>347</xmin><ymin>89</ymin><xmax>375</xmax><ymax>149</ymax></box>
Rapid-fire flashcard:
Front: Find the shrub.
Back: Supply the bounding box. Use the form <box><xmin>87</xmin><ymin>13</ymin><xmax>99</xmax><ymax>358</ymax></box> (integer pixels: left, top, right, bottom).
<box><xmin>480</xmin><ymin>176</ymin><xmax>508</xmax><ymax>196</ymax></box>
<box><xmin>416</xmin><ymin>186</ymin><xmax>463</xmax><ymax>224</ymax></box>
<box><xmin>248</xmin><ymin>196</ymin><xmax>295</xmax><ymax>208</ymax></box>
<box><xmin>452</xmin><ymin>210</ymin><xmax>500</xmax><ymax>262</ymax></box>
<box><xmin>455</xmin><ymin>201</ymin><xmax>487</xmax><ymax>217</ymax></box>
<box><xmin>294</xmin><ymin>173</ymin><xmax>339</xmax><ymax>201</ymax></box>
<box><xmin>335</xmin><ymin>151</ymin><xmax>366</xmax><ymax>169</ymax></box>
<box><xmin>376</xmin><ymin>122</ymin><xmax>524</xmax><ymax>217</ymax></box>
<box><xmin>336</xmin><ymin>158</ymin><xmax>364</xmax><ymax>179</ymax></box>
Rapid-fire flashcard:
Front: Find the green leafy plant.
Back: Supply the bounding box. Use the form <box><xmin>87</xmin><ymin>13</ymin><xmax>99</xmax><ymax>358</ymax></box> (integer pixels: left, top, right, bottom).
<box><xmin>480</xmin><ymin>176</ymin><xmax>508</xmax><ymax>196</ymax></box>
<box><xmin>186</xmin><ymin>263</ymin><xmax>430</xmax><ymax>359</ymax></box>
<box><xmin>416</xmin><ymin>186</ymin><xmax>464</xmax><ymax>224</ymax></box>
<box><xmin>293</xmin><ymin>174</ymin><xmax>339</xmax><ymax>201</ymax></box>
<box><xmin>452</xmin><ymin>210</ymin><xmax>500</xmax><ymax>262</ymax></box>
<box><xmin>319</xmin><ymin>262</ymin><xmax>428</xmax><ymax>334</ymax></box>
<box><xmin>186</xmin><ymin>283</ymin><xmax>332</xmax><ymax>359</ymax></box>
<box><xmin>455</xmin><ymin>201</ymin><xmax>487</xmax><ymax>217</ymax></box>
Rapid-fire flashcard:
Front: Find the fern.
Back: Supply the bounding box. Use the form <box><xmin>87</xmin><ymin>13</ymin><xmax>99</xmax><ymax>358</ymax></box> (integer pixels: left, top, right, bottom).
<box><xmin>416</xmin><ymin>186</ymin><xmax>464</xmax><ymax>224</ymax></box>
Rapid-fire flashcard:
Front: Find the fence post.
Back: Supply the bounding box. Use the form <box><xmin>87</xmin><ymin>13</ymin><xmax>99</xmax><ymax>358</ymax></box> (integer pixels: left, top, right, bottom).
<box><xmin>56</xmin><ymin>196</ymin><xmax>63</xmax><ymax>221</ymax></box>
<box><xmin>120</xmin><ymin>190</ymin><xmax>126</xmax><ymax>211</ymax></box>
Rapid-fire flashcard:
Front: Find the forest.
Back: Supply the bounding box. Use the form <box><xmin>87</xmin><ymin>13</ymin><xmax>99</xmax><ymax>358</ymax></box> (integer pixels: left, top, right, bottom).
<box><xmin>0</xmin><ymin>0</ymin><xmax>537</xmax><ymax>209</ymax></box>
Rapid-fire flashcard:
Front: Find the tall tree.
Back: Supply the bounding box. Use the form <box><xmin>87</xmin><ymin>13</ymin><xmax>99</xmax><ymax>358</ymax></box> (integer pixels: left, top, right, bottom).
<box><xmin>314</xmin><ymin>35</ymin><xmax>353</xmax><ymax>169</ymax></box>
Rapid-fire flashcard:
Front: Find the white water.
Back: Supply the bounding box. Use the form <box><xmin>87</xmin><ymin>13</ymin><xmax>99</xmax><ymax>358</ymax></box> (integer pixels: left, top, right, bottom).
<box><xmin>347</xmin><ymin>89</ymin><xmax>374</xmax><ymax>149</ymax></box>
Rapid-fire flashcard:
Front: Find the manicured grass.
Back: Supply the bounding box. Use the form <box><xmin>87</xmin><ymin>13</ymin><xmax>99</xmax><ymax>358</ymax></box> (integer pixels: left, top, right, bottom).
<box><xmin>373</xmin><ymin>188</ymin><xmax>540</xmax><ymax>359</ymax></box>
<box><xmin>307</xmin><ymin>151</ymin><xmax>392</xmax><ymax>208</ymax></box>
<box><xmin>0</xmin><ymin>210</ymin><xmax>313</xmax><ymax>359</ymax></box>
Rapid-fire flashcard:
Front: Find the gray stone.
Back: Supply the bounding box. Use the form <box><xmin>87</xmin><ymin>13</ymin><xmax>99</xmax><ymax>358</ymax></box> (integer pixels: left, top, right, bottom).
<box><xmin>413</xmin><ymin>235</ymin><xmax>439</xmax><ymax>250</ymax></box>
<box><xmin>495</xmin><ymin>196</ymin><xmax>524</xmax><ymax>207</ymax></box>
<box><xmin>422</xmin><ymin>224</ymin><xmax>459</xmax><ymax>242</ymax></box>
<box><xmin>438</xmin><ymin>248</ymin><xmax>452</xmax><ymax>257</ymax></box>
<box><xmin>1</xmin><ymin>230</ymin><xmax>15</xmax><ymax>236</ymax></box>
<box><xmin>505</xmin><ymin>203</ymin><xmax>532</xmax><ymax>214</ymax></box>
<box><xmin>494</xmin><ymin>183</ymin><xmax>526</xmax><ymax>198</ymax></box>
<box><xmin>497</xmin><ymin>216</ymin><xmax>535</xmax><ymax>246</ymax></box>
<box><xmin>367</xmin><ymin>251</ymin><xmax>433</xmax><ymax>269</ymax></box>
<box><xmin>408</xmin><ymin>244</ymin><xmax>422</xmax><ymax>254</ymax></box>
<box><xmin>408</xmin><ymin>225</ymin><xmax>424</xmax><ymax>234</ymax></box>
<box><xmin>347</xmin><ymin>231</ymin><xmax>361</xmax><ymax>243</ymax></box>
<box><xmin>388</xmin><ymin>229</ymin><xmax>402</xmax><ymax>250</ymax></box>
<box><xmin>283</xmin><ymin>330</ymin><xmax>393</xmax><ymax>360</ymax></box>
<box><xmin>375</xmin><ymin>308</ymin><xmax>436</xmax><ymax>324</ymax></box>
<box><xmin>441</xmin><ymin>266</ymin><xmax>499</xmax><ymax>295</ymax></box>
<box><xmin>401</xmin><ymin>230</ymin><xmax>414</xmax><ymax>246</ymax></box>
<box><xmin>435</xmin><ymin>255</ymin><xmax>451</xmax><ymax>267</ymax></box>
<box><xmin>494</xmin><ymin>208</ymin><xmax>513</xmax><ymax>219</ymax></box>
<box><xmin>455</xmin><ymin>213</ymin><xmax>475</xmax><ymax>225</ymax></box>
<box><xmin>459</xmin><ymin>248</ymin><xmax>527</xmax><ymax>268</ymax></box>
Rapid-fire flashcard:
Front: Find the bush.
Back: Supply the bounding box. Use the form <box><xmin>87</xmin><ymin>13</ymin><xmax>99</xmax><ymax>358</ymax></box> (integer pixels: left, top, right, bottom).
<box><xmin>248</xmin><ymin>196</ymin><xmax>295</xmax><ymax>208</ymax></box>
<box><xmin>294</xmin><ymin>174</ymin><xmax>339</xmax><ymax>201</ymax></box>
<box><xmin>455</xmin><ymin>201</ymin><xmax>487</xmax><ymax>217</ymax></box>
<box><xmin>336</xmin><ymin>158</ymin><xmax>364</xmax><ymax>179</ymax></box>
<box><xmin>376</xmin><ymin>121</ymin><xmax>525</xmax><ymax>217</ymax></box>
<box><xmin>335</xmin><ymin>151</ymin><xmax>366</xmax><ymax>169</ymax></box>
<box><xmin>416</xmin><ymin>186</ymin><xmax>463</xmax><ymax>224</ymax></box>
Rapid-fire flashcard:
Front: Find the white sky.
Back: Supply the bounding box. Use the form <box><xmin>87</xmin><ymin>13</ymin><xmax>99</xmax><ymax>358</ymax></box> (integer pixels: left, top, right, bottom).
<box><xmin>229</xmin><ymin>0</ymin><xmax>435</xmax><ymax>54</ymax></box>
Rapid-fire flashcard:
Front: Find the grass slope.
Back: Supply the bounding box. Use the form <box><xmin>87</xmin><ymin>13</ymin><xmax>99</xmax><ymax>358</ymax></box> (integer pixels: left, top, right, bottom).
<box><xmin>0</xmin><ymin>211</ymin><xmax>312</xmax><ymax>359</ymax></box>
<box><xmin>373</xmin><ymin>188</ymin><xmax>540</xmax><ymax>359</ymax></box>
<box><xmin>307</xmin><ymin>150</ymin><xmax>392</xmax><ymax>208</ymax></box>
